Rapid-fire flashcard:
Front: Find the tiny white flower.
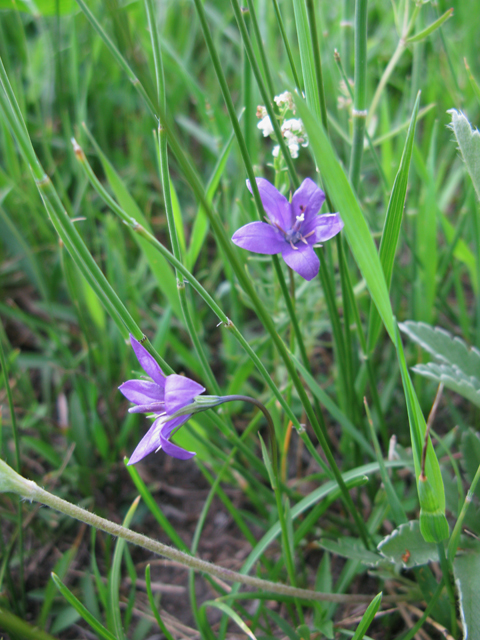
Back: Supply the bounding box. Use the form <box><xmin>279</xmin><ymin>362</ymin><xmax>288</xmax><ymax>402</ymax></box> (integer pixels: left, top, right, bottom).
<box><xmin>282</xmin><ymin>118</ymin><xmax>303</xmax><ymax>133</ymax></box>
<box><xmin>272</xmin><ymin>145</ymin><xmax>280</xmax><ymax>157</ymax></box>
<box><xmin>257</xmin><ymin>115</ymin><xmax>274</xmax><ymax>137</ymax></box>
<box><xmin>287</xmin><ymin>141</ymin><xmax>299</xmax><ymax>158</ymax></box>
<box><xmin>274</xmin><ymin>91</ymin><xmax>294</xmax><ymax>111</ymax></box>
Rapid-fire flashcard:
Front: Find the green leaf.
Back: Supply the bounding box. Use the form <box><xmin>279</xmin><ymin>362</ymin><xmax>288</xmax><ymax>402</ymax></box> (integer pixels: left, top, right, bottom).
<box><xmin>0</xmin><ymin>0</ymin><xmax>77</xmax><ymax>14</ymax></box>
<box><xmin>186</xmin><ymin>129</ymin><xmax>234</xmax><ymax>270</ymax></box>
<box><xmin>367</xmin><ymin>94</ymin><xmax>420</xmax><ymax>351</ymax></box>
<box><xmin>461</xmin><ymin>429</ymin><xmax>480</xmax><ymax>498</ymax></box>
<box><xmin>109</xmin><ymin>496</ymin><xmax>140</xmax><ymax>640</ymax></box>
<box><xmin>411</xmin><ymin>363</ymin><xmax>480</xmax><ymax>408</ymax></box>
<box><xmin>395</xmin><ymin>323</ymin><xmax>448</xmax><ymax>543</ymax></box>
<box><xmin>351</xmin><ymin>592</ymin><xmax>382</xmax><ymax>640</ymax></box>
<box><xmin>317</xmin><ymin>538</ymin><xmax>383</xmax><ymax>566</ymax></box>
<box><xmin>400</xmin><ymin>321</ymin><xmax>480</xmax><ymax>407</ymax></box>
<box><xmin>51</xmin><ymin>574</ymin><xmax>117</xmax><ymax>640</ymax></box>
<box><xmin>453</xmin><ymin>542</ymin><xmax>480</xmax><ymax>640</ymax></box>
<box><xmin>405</xmin><ymin>8</ymin><xmax>453</xmax><ymax>44</ymax></box>
<box><xmin>83</xmin><ymin>128</ymin><xmax>182</xmax><ymax>319</ymax></box>
<box><xmin>292</xmin><ymin>0</ymin><xmax>321</xmax><ymax>121</ymax></box>
<box><xmin>465</xmin><ymin>59</ymin><xmax>480</xmax><ymax>108</ymax></box>
<box><xmin>400</xmin><ymin>321</ymin><xmax>480</xmax><ymax>379</ymax></box>
<box><xmin>203</xmin><ymin>601</ymin><xmax>258</xmax><ymax>640</ymax></box>
<box><xmin>448</xmin><ymin>109</ymin><xmax>480</xmax><ymax>201</ymax></box>
<box><xmin>294</xmin><ymin>95</ymin><xmax>395</xmax><ymax>342</ymax></box>
<box><xmin>378</xmin><ymin>521</ymin><xmax>439</xmax><ymax>567</ymax></box>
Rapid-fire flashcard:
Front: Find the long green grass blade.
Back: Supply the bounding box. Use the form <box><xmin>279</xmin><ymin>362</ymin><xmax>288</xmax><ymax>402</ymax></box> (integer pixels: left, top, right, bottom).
<box><xmin>51</xmin><ymin>574</ymin><xmax>117</xmax><ymax>640</ymax></box>
<box><xmin>294</xmin><ymin>95</ymin><xmax>395</xmax><ymax>341</ymax></box>
<box><xmin>367</xmin><ymin>93</ymin><xmax>420</xmax><ymax>351</ymax></box>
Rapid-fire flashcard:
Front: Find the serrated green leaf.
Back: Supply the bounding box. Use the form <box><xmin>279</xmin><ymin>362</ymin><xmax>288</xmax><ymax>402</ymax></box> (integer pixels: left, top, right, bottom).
<box><xmin>453</xmin><ymin>542</ymin><xmax>480</xmax><ymax>640</ymax></box>
<box><xmin>411</xmin><ymin>363</ymin><xmax>480</xmax><ymax>408</ymax></box>
<box><xmin>377</xmin><ymin>521</ymin><xmax>439</xmax><ymax>567</ymax></box>
<box><xmin>400</xmin><ymin>321</ymin><xmax>480</xmax><ymax>378</ymax></box>
<box><xmin>448</xmin><ymin>109</ymin><xmax>480</xmax><ymax>201</ymax></box>
<box><xmin>318</xmin><ymin>538</ymin><xmax>383</xmax><ymax>566</ymax></box>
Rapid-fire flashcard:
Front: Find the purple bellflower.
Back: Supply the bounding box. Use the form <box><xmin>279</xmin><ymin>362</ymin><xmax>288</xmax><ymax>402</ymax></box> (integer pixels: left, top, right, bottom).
<box><xmin>232</xmin><ymin>178</ymin><xmax>344</xmax><ymax>281</ymax></box>
<box><xmin>119</xmin><ymin>335</ymin><xmax>205</xmax><ymax>464</ymax></box>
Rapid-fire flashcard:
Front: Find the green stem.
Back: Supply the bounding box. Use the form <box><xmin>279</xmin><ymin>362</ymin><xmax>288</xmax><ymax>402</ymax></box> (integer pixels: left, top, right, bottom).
<box><xmin>245</xmin><ymin>0</ymin><xmax>276</xmax><ymax>99</ymax></box>
<box><xmin>0</xmin><ymin>338</ymin><xmax>24</xmax><ymax>612</ymax></box>
<box><xmin>306</xmin><ymin>0</ymin><xmax>328</xmax><ymax>132</ymax></box>
<box><xmin>349</xmin><ymin>0</ymin><xmax>368</xmax><ymax>191</ymax></box>
<box><xmin>0</xmin><ymin>460</ymin><xmax>378</xmax><ymax>605</ymax></box>
<box><xmin>229</xmin><ymin>0</ymin><xmax>299</xmax><ymax>188</ymax></box>
<box><xmin>270</xmin><ymin>0</ymin><xmax>303</xmax><ymax>91</ymax></box>
<box><xmin>75</xmin><ymin>0</ymin><xmax>158</xmax><ymax>119</ymax></box>
<box><xmin>436</xmin><ymin>543</ymin><xmax>458</xmax><ymax>638</ymax></box>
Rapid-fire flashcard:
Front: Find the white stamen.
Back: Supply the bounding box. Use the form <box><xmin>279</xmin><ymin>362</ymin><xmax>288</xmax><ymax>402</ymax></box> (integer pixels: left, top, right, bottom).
<box><xmin>296</xmin><ymin>213</ymin><xmax>305</xmax><ymax>223</ymax></box>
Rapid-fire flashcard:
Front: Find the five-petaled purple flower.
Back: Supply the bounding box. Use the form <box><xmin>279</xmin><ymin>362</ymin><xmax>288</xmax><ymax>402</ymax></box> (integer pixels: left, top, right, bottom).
<box><xmin>232</xmin><ymin>178</ymin><xmax>344</xmax><ymax>281</ymax></box>
<box><xmin>119</xmin><ymin>335</ymin><xmax>205</xmax><ymax>464</ymax></box>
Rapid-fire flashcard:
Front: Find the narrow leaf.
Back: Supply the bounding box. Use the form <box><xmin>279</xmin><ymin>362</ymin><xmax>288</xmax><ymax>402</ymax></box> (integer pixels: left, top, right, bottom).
<box><xmin>405</xmin><ymin>8</ymin><xmax>453</xmax><ymax>44</ymax></box>
<box><xmin>51</xmin><ymin>574</ymin><xmax>117</xmax><ymax>640</ymax></box>
<box><xmin>351</xmin><ymin>592</ymin><xmax>383</xmax><ymax>640</ymax></box>
<box><xmin>294</xmin><ymin>95</ymin><xmax>395</xmax><ymax>342</ymax></box>
<box><xmin>368</xmin><ymin>94</ymin><xmax>420</xmax><ymax>350</ymax></box>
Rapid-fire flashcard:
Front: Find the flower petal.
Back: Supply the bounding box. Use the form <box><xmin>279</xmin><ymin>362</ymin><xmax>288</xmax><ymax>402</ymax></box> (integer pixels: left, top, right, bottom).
<box><xmin>127</xmin><ymin>416</ymin><xmax>163</xmax><ymax>465</ymax></box>
<box><xmin>160</xmin><ymin>432</ymin><xmax>196</xmax><ymax>460</ymax></box>
<box><xmin>246</xmin><ymin>178</ymin><xmax>291</xmax><ymax>230</ymax></box>
<box><xmin>232</xmin><ymin>221</ymin><xmax>286</xmax><ymax>255</ymax></box>
<box><xmin>281</xmin><ymin>242</ymin><xmax>320</xmax><ymax>281</ymax></box>
<box><xmin>291</xmin><ymin>178</ymin><xmax>325</xmax><ymax>228</ymax></box>
<box><xmin>165</xmin><ymin>374</ymin><xmax>205</xmax><ymax>414</ymax></box>
<box><xmin>128</xmin><ymin>402</ymin><xmax>165</xmax><ymax>414</ymax></box>
<box><xmin>307</xmin><ymin>213</ymin><xmax>344</xmax><ymax>243</ymax></box>
<box><xmin>119</xmin><ymin>380</ymin><xmax>164</xmax><ymax>405</ymax></box>
<box><xmin>130</xmin><ymin>335</ymin><xmax>166</xmax><ymax>387</ymax></box>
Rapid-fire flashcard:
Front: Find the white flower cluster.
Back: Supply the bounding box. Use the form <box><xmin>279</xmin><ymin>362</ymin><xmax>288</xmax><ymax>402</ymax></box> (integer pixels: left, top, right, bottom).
<box><xmin>256</xmin><ymin>91</ymin><xmax>308</xmax><ymax>160</ymax></box>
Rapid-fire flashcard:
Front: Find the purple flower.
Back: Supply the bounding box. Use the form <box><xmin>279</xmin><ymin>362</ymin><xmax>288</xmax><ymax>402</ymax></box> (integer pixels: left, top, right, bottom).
<box><xmin>232</xmin><ymin>178</ymin><xmax>344</xmax><ymax>281</ymax></box>
<box><xmin>119</xmin><ymin>335</ymin><xmax>205</xmax><ymax>464</ymax></box>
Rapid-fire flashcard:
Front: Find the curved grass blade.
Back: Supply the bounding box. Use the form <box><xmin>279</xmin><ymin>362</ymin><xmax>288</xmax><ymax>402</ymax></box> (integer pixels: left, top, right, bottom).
<box><xmin>395</xmin><ymin>324</ymin><xmax>448</xmax><ymax>543</ymax></box>
<box><xmin>51</xmin><ymin>573</ymin><xmax>117</xmax><ymax>640</ymax></box>
<box><xmin>367</xmin><ymin>93</ymin><xmax>421</xmax><ymax>352</ymax></box>
<box><xmin>109</xmin><ymin>496</ymin><xmax>141</xmax><ymax>640</ymax></box>
<box><xmin>351</xmin><ymin>592</ymin><xmax>382</xmax><ymax>640</ymax></box>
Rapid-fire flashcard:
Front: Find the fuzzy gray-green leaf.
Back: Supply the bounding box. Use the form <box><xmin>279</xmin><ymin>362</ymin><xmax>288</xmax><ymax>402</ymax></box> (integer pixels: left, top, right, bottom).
<box><xmin>377</xmin><ymin>520</ymin><xmax>439</xmax><ymax>567</ymax></box>
<box><xmin>400</xmin><ymin>321</ymin><xmax>480</xmax><ymax>379</ymax></box>
<box><xmin>411</xmin><ymin>363</ymin><xmax>480</xmax><ymax>408</ymax></box>
<box><xmin>448</xmin><ymin>109</ymin><xmax>480</xmax><ymax>201</ymax></box>
<box><xmin>454</xmin><ymin>542</ymin><xmax>480</xmax><ymax>640</ymax></box>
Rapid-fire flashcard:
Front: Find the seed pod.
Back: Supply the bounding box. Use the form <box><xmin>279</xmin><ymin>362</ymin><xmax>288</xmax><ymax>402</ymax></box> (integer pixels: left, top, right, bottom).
<box><xmin>418</xmin><ymin>474</ymin><xmax>449</xmax><ymax>543</ymax></box>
